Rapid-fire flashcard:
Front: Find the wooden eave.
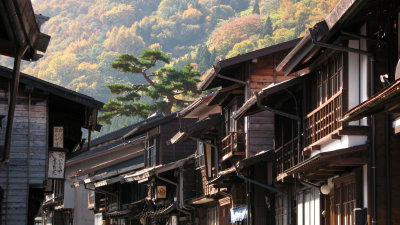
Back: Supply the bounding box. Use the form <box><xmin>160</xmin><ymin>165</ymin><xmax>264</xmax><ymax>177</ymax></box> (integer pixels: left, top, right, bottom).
<box><xmin>122</xmin><ymin>113</ymin><xmax>178</xmax><ymax>139</ymax></box>
<box><xmin>342</xmin><ymin>79</ymin><xmax>400</xmax><ymax>122</ymax></box>
<box><xmin>207</xmin><ymin>84</ymin><xmax>244</xmax><ymax>106</ymax></box>
<box><xmin>277</xmin><ymin>0</ymin><xmax>369</xmax><ymax>75</ymax></box>
<box><xmin>178</xmin><ymin>93</ymin><xmax>215</xmax><ymax>118</ymax></box>
<box><xmin>199</xmin><ymin>39</ymin><xmax>301</xmax><ymax>91</ymax></box>
<box><xmin>0</xmin><ymin>0</ymin><xmax>50</xmax><ymax>61</ymax></box>
<box><xmin>0</xmin><ymin>66</ymin><xmax>103</xmax><ymax>109</ymax></box>
<box><xmin>170</xmin><ymin>114</ymin><xmax>221</xmax><ymax>144</ymax></box>
<box><xmin>233</xmin><ymin>73</ymin><xmax>308</xmax><ymax>120</ymax></box>
<box><xmin>278</xmin><ymin>144</ymin><xmax>368</xmax><ymax>181</ymax></box>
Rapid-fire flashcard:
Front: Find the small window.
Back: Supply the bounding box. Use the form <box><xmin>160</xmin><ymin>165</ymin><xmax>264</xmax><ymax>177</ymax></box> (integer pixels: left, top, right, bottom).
<box><xmin>195</xmin><ymin>141</ymin><xmax>205</xmax><ymax>168</ymax></box>
<box><xmin>146</xmin><ymin>136</ymin><xmax>157</xmax><ymax>167</ymax></box>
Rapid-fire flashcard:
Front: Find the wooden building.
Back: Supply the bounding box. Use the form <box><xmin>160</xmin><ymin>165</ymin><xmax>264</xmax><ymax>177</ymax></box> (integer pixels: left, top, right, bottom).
<box><xmin>171</xmin><ymin>94</ymin><xmax>231</xmax><ymax>225</ymax></box>
<box><xmin>168</xmin><ymin>40</ymin><xmax>299</xmax><ymax>225</ymax></box>
<box><xmin>43</xmin><ymin>115</ymin><xmax>168</xmax><ymax>225</ymax></box>
<box><xmin>69</xmin><ymin>113</ymin><xmax>197</xmax><ymax>225</ymax></box>
<box><xmin>197</xmin><ymin>39</ymin><xmax>299</xmax><ymax>225</ymax></box>
<box><xmin>0</xmin><ymin>0</ymin><xmax>51</xmax><ymax>168</ymax></box>
<box><xmin>342</xmin><ymin>62</ymin><xmax>400</xmax><ymax>224</ymax></box>
<box><xmin>235</xmin><ymin>0</ymin><xmax>400</xmax><ymax>224</ymax></box>
<box><xmin>0</xmin><ymin>66</ymin><xmax>102</xmax><ymax>225</ymax></box>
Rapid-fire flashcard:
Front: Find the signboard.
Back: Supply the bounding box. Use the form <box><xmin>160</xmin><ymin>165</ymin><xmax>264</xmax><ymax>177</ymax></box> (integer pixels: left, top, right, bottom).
<box><xmin>170</xmin><ymin>215</ymin><xmax>178</xmax><ymax>225</ymax></box>
<box><xmin>53</xmin><ymin>126</ymin><xmax>64</xmax><ymax>148</ymax></box>
<box><xmin>48</xmin><ymin>150</ymin><xmax>66</xmax><ymax>179</ymax></box>
<box><xmin>156</xmin><ymin>185</ymin><xmax>166</xmax><ymax>199</ymax></box>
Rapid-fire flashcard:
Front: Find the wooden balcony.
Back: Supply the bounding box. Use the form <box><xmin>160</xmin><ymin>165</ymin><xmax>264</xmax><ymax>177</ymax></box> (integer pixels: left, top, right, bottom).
<box><xmin>304</xmin><ymin>91</ymin><xmax>343</xmax><ymax>148</ymax></box>
<box><xmin>221</xmin><ymin>132</ymin><xmax>245</xmax><ymax>162</ymax></box>
<box><xmin>275</xmin><ymin>138</ymin><xmax>299</xmax><ymax>178</ymax></box>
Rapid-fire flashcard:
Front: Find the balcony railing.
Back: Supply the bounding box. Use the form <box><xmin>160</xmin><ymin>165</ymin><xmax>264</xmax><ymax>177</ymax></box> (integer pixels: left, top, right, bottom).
<box><xmin>304</xmin><ymin>91</ymin><xmax>343</xmax><ymax>147</ymax></box>
<box><xmin>221</xmin><ymin>131</ymin><xmax>245</xmax><ymax>161</ymax></box>
<box><xmin>275</xmin><ymin>138</ymin><xmax>299</xmax><ymax>176</ymax></box>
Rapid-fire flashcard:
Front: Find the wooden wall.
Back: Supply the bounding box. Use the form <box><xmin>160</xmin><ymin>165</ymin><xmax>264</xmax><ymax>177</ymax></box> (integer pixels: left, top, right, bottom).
<box><xmin>247</xmin><ymin>111</ymin><xmax>274</xmax><ymax>157</ymax></box>
<box><xmin>160</xmin><ymin>118</ymin><xmax>196</xmax><ymax>165</ymax></box>
<box><xmin>246</xmin><ymin>52</ymin><xmax>294</xmax><ymax>157</ymax></box>
<box><xmin>248</xmin><ymin>52</ymin><xmax>294</xmax><ymax>95</ymax></box>
<box><xmin>0</xmin><ymin>85</ymin><xmax>48</xmax><ymax>225</ymax></box>
<box><xmin>374</xmin><ymin>113</ymin><xmax>400</xmax><ymax>225</ymax></box>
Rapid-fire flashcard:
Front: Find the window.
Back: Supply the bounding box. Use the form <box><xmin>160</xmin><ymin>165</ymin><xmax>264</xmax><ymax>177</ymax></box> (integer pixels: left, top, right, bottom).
<box><xmin>335</xmin><ymin>183</ymin><xmax>356</xmax><ymax>225</ymax></box>
<box><xmin>146</xmin><ymin>136</ymin><xmax>157</xmax><ymax>167</ymax></box>
<box><xmin>195</xmin><ymin>141</ymin><xmax>205</xmax><ymax>168</ymax></box>
<box><xmin>224</xmin><ymin>96</ymin><xmax>244</xmax><ymax>135</ymax></box>
<box><xmin>297</xmin><ymin>189</ymin><xmax>320</xmax><ymax>225</ymax></box>
<box><xmin>207</xmin><ymin>207</ymin><xmax>219</xmax><ymax>225</ymax></box>
<box><xmin>275</xmin><ymin>194</ymin><xmax>288</xmax><ymax>225</ymax></box>
<box><xmin>314</xmin><ymin>53</ymin><xmax>343</xmax><ymax>107</ymax></box>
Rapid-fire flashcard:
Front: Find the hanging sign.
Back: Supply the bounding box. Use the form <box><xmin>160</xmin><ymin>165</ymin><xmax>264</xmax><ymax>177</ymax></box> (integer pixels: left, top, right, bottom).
<box><xmin>156</xmin><ymin>185</ymin><xmax>166</xmax><ymax>199</ymax></box>
<box><xmin>48</xmin><ymin>150</ymin><xmax>66</xmax><ymax>179</ymax></box>
<box><xmin>53</xmin><ymin>126</ymin><xmax>64</xmax><ymax>148</ymax></box>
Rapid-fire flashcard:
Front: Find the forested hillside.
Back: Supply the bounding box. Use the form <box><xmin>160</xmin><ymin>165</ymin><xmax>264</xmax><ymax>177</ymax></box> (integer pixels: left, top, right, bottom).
<box><xmin>0</xmin><ymin>0</ymin><xmax>338</xmax><ymax>135</ymax></box>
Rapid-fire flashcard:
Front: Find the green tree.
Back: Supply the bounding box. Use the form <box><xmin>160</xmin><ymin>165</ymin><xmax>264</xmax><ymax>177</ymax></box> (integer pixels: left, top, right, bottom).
<box><xmin>260</xmin><ymin>16</ymin><xmax>273</xmax><ymax>38</ymax></box>
<box><xmin>252</xmin><ymin>0</ymin><xmax>260</xmax><ymax>14</ymax></box>
<box><xmin>100</xmin><ymin>49</ymin><xmax>202</xmax><ymax>124</ymax></box>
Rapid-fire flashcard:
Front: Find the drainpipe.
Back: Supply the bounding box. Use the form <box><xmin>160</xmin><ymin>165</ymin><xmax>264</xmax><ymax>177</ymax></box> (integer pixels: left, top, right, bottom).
<box><xmin>385</xmin><ymin>113</ymin><xmax>391</xmax><ymax>225</ymax></box>
<box><xmin>309</xmin><ymin>30</ymin><xmax>376</xmax><ymax>224</ymax></box>
<box><xmin>235</xmin><ymin>171</ymin><xmax>290</xmax><ymax>225</ymax></box>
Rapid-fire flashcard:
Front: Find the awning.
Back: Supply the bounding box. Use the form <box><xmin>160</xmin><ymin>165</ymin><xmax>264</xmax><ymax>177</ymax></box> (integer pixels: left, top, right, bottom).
<box><xmin>188</xmin><ymin>196</ymin><xmax>216</xmax><ymax>205</ymax></box>
<box><xmin>281</xmin><ymin>144</ymin><xmax>368</xmax><ymax>181</ymax></box>
<box><xmin>207</xmin><ymin>166</ymin><xmax>236</xmax><ymax>185</ymax></box>
<box><xmin>230</xmin><ymin>205</ymin><xmax>248</xmax><ymax>223</ymax></box>
<box><xmin>237</xmin><ymin>149</ymin><xmax>273</xmax><ymax>170</ymax></box>
<box><xmin>341</xmin><ymin>79</ymin><xmax>400</xmax><ymax>122</ymax></box>
<box><xmin>170</xmin><ymin>114</ymin><xmax>222</xmax><ymax>144</ymax></box>
<box><xmin>107</xmin><ymin>209</ymin><xmax>131</xmax><ymax>218</ymax></box>
<box><xmin>233</xmin><ymin>73</ymin><xmax>309</xmax><ymax>119</ymax></box>
<box><xmin>136</xmin><ymin>203</ymin><xmax>176</xmax><ymax>219</ymax></box>
<box><xmin>124</xmin><ymin>155</ymin><xmax>194</xmax><ymax>182</ymax></box>
<box><xmin>207</xmin><ymin>84</ymin><xmax>243</xmax><ymax>106</ymax></box>
<box><xmin>179</xmin><ymin>93</ymin><xmax>216</xmax><ymax>118</ymax></box>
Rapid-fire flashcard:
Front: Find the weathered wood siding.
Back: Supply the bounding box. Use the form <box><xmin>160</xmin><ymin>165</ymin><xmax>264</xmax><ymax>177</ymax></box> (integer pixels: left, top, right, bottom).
<box><xmin>246</xmin><ymin>52</ymin><xmax>295</xmax><ymax>157</ymax></box>
<box><xmin>0</xmin><ymin>86</ymin><xmax>48</xmax><ymax>225</ymax></box>
<box><xmin>248</xmin><ymin>53</ymin><xmax>295</xmax><ymax>94</ymax></box>
<box><xmin>247</xmin><ymin>111</ymin><xmax>274</xmax><ymax>156</ymax></box>
<box><xmin>160</xmin><ymin>118</ymin><xmax>196</xmax><ymax>165</ymax></box>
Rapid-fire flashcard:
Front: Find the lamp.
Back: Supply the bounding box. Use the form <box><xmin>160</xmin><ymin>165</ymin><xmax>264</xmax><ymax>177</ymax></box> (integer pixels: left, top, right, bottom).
<box><xmin>320</xmin><ymin>184</ymin><xmax>331</xmax><ymax>195</ymax></box>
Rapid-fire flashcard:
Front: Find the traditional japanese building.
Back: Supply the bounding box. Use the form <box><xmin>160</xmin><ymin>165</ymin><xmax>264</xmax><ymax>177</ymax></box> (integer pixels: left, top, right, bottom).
<box><xmin>68</xmin><ymin>113</ymin><xmax>197</xmax><ymax>225</ymax></box>
<box><xmin>0</xmin><ymin>66</ymin><xmax>103</xmax><ymax>225</ymax></box>
<box><xmin>235</xmin><ymin>0</ymin><xmax>400</xmax><ymax>224</ymax></box>
<box><xmin>43</xmin><ymin>115</ymin><xmax>166</xmax><ymax>225</ymax></box>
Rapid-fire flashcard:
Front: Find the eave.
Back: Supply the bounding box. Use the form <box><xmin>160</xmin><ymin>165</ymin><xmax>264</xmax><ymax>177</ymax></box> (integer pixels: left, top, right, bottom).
<box><xmin>276</xmin><ymin>0</ymin><xmax>366</xmax><ymax>75</ymax></box>
<box><xmin>341</xmin><ymin>79</ymin><xmax>400</xmax><ymax>122</ymax></box>
<box><xmin>199</xmin><ymin>39</ymin><xmax>301</xmax><ymax>91</ymax></box>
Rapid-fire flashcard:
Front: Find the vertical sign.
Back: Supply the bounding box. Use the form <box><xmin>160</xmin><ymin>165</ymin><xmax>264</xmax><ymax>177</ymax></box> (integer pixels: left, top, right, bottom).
<box><xmin>53</xmin><ymin>126</ymin><xmax>64</xmax><ymax>148</ymax></box>
<box><xmin>48</xmin><ymin>151</ymin><xmax>66</xmax><ymax>179</ymax></box>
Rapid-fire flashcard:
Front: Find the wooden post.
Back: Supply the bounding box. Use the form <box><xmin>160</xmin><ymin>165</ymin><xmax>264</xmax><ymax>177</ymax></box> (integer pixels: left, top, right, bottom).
<box><xmin>3</xmin><ymin>47</ymin><xmax>24</xmax><ymax>162</ymax></box>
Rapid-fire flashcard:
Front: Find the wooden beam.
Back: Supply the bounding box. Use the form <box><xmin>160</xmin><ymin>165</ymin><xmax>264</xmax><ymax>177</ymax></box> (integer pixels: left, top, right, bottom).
<box><xmin>311</xmin><ymin>145</ymin><xmax>321</xmax><ymax>150</ymax></box>
<box><xmin>338</xmin><ymin>126</ymin><xmax>369</xmax><ymax>136</ymax></box>
<box><xmin>330</xmin><ymin>157</ymin><xmax>367</xmax><ymax>166</ymax></box>
<box><xmin>331</xmin><ymin>133</ymin><xmax>341</xmax><ymax>139</ymax></box>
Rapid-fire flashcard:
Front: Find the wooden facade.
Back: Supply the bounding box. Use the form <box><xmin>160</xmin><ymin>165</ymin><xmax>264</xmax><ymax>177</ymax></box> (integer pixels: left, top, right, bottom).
<box><xmin>234</xmin><ymin>0</ymin><xmax>400</xmax><ymax>224</ymax></box>
<box><xmin>0</xmin><ymin>67</ymin><xmax>102</xmax><ymax>225</ymax></box>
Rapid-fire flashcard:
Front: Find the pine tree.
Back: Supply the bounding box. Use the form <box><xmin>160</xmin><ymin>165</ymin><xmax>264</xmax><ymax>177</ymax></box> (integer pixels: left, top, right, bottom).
<box><xmin>253</xmin><ymin>0</ymin><xmax>260</xmax><ymax>14</ymax></box>
<box><xmin>260</xmin><ymin>16</ymin><xmax>273</xmax><ymax>38</ymax></box>
<box><xmin>99</xmin><ymin>49</ymin><xmax>202</xmax><ymax>124</ymax></box>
